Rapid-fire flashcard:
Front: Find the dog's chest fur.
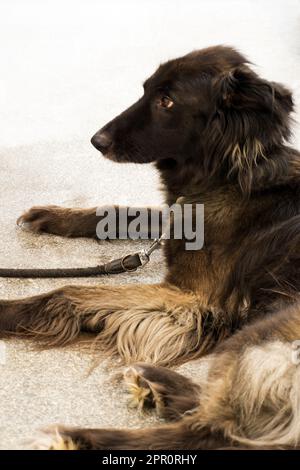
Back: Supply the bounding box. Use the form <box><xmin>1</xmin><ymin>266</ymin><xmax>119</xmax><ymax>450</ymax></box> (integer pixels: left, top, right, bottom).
<box><xmin>163</xmin><ymin>186</ymin><xmax>244</xmax><ymax>304</ymax></box>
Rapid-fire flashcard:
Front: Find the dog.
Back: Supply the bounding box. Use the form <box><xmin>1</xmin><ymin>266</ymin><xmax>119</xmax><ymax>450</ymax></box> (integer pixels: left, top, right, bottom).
<box><xmin>2</xmin><ymin>45</ymin><xmax>300</xmax><ymax>449</ymax></box>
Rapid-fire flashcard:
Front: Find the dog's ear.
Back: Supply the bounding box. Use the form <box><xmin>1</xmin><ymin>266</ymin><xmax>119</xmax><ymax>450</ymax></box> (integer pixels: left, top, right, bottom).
<box><xmin>215</xmin><ymin>66</ymin><xmax>293</xmax><ymax>118</ymax></box>
<box><xmin>207</xmin><ymin>66</ymin><xmax>294</xmax><ymax>193</ymax></box>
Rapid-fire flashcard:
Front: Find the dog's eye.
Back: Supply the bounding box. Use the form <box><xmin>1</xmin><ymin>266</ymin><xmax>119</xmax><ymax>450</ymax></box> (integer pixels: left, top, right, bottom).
<box><xmin>157</xmin><ymin>96</ymin><xmax>174</xmax><ymax>109</ymax></box>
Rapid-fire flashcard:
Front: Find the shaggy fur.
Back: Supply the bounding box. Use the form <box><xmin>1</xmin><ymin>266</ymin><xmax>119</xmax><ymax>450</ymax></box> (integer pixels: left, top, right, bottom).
<box><xmin>3</xmin><ymin>45</ymin><xmax>300</xmax><ymax>449</ymax></box>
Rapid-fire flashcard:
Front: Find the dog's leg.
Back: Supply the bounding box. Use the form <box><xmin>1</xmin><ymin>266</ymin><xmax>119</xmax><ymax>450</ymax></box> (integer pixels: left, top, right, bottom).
<box><xmin>18</xmin><ymin>205</ymin><xmax>162</xmax><ymax>238</ymax></box>
<box><xmin>33</xmin><ymin>304</ymin><xmax>300</xmax><ymax>450</ymax></box>
<box><xmin>33</xmin><ymin>419</ymin><xmax>225</xmax><ymax>450</ymax></box>
<box><xmin>0</xmin><ymin>283</ymin><xmax>220</xmax><ymax>365</ymax></box>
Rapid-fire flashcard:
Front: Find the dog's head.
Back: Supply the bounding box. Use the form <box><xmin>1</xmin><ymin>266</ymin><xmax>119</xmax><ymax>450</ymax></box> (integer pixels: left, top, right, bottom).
<box><xmin>91</xmin><ymin>45</ymin><xmax>294</xmax><ymax>192</ymax></box>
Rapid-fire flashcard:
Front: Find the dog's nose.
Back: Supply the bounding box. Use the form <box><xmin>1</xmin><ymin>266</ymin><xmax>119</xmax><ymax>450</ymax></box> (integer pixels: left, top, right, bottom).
<box><xmin>91</xmin><ymin>131</ymin><xmax>112</xmax><ymax>153</ymax></box>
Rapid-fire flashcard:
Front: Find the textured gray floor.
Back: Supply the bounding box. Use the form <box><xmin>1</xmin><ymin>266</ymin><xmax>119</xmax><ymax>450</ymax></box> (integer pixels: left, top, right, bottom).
<box><xmin>0</xmin><ymin>0</ymin><xmax>300</xmax><ymax>450</ymax></box>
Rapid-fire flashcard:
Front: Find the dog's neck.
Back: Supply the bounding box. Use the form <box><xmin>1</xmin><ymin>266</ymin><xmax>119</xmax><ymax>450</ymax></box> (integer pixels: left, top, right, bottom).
<box><xmin>156</xmin><ymin>146</ymin><xmax>300</xmax><ymax>205</ymax></box>
<box><xmin>156</xmin><ymin>158</ymin><xmax>218</xmax><ymax>205</ymax></box>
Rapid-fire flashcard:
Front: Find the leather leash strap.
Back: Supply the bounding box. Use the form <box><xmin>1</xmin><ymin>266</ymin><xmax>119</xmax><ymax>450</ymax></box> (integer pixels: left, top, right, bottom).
<box><xmin>0</xmin><ymin>237</ymin><xmax>164</xmax><ymax>278</ymax></box>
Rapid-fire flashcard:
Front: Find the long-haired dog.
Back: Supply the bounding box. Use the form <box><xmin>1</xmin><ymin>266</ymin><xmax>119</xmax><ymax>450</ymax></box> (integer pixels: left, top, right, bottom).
<box><xmin>3</xmin><ymin>45</ymin><xmax>300</xmax><ymax>449</ymax></box>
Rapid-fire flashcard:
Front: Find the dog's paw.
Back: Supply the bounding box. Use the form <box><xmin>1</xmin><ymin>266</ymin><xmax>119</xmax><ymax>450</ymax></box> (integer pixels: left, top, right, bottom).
<box><xmin>124</xmin><ymin>364</ymin><xmax>155</xmax><ymax>412</ymax></box>
<box><xmin>17</xmin><ymin>205</ymin><xmax>68</xmax><ymax>235</ymax></box>
<box><xmin>29</xmin><ymin>426</ymin><xmax>79</xmax><ymax>450</ymax></box>
<box><xmin>124</xmin><ymin>363</ymin><xmax>200</xmax><ymax>420</ymax></box>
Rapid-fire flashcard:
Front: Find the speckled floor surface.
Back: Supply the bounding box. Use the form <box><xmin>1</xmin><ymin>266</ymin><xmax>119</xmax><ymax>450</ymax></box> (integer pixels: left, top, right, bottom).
<box><xmin>0</xmin><ymin>0</ymin><xmax>299</xmax><ymax>450</ymax></box>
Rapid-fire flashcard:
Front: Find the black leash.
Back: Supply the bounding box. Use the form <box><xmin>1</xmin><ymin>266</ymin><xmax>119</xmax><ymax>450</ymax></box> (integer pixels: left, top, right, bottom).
<box><xmin>0</xmin><ymin>238</ymin><xmax>164</xmax><ymax>278</ymax></box>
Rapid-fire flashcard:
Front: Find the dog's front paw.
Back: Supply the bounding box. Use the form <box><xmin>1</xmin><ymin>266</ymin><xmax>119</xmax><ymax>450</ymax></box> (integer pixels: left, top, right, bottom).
<box><xmin>17</xmin><ymin>205</ymin><xmax>70</xmax><ymax>236</ymax></box>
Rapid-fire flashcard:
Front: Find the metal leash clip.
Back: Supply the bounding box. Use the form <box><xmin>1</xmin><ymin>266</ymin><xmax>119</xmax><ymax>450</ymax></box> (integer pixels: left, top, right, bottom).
<box><xmin>137</xmin><ymin>232</ymin><xmax>167</xmax><ymax>269</ymax></box>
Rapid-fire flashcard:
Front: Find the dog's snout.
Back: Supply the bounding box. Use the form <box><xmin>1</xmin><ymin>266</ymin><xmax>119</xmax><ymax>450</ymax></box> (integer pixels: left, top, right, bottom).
<box><xmin>91</xmin><ymin>131</ymin><xmax>112</xmax><ymax>153</ymax></box>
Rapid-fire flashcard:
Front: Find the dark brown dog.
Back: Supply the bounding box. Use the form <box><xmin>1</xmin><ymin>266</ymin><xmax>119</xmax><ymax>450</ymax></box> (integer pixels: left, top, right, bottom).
<box><xmin>3</xmin><ymin>45</ymin><xmax>300</xmax><ymax>449</ymax></box>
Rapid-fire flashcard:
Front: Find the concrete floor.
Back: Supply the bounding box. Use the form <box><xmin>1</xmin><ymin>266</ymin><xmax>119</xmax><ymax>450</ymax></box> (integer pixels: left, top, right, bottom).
<box><xmin>0</xmin><ymin>0</ymin><xmax>300</xmax><ymax>450</ymax></box>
